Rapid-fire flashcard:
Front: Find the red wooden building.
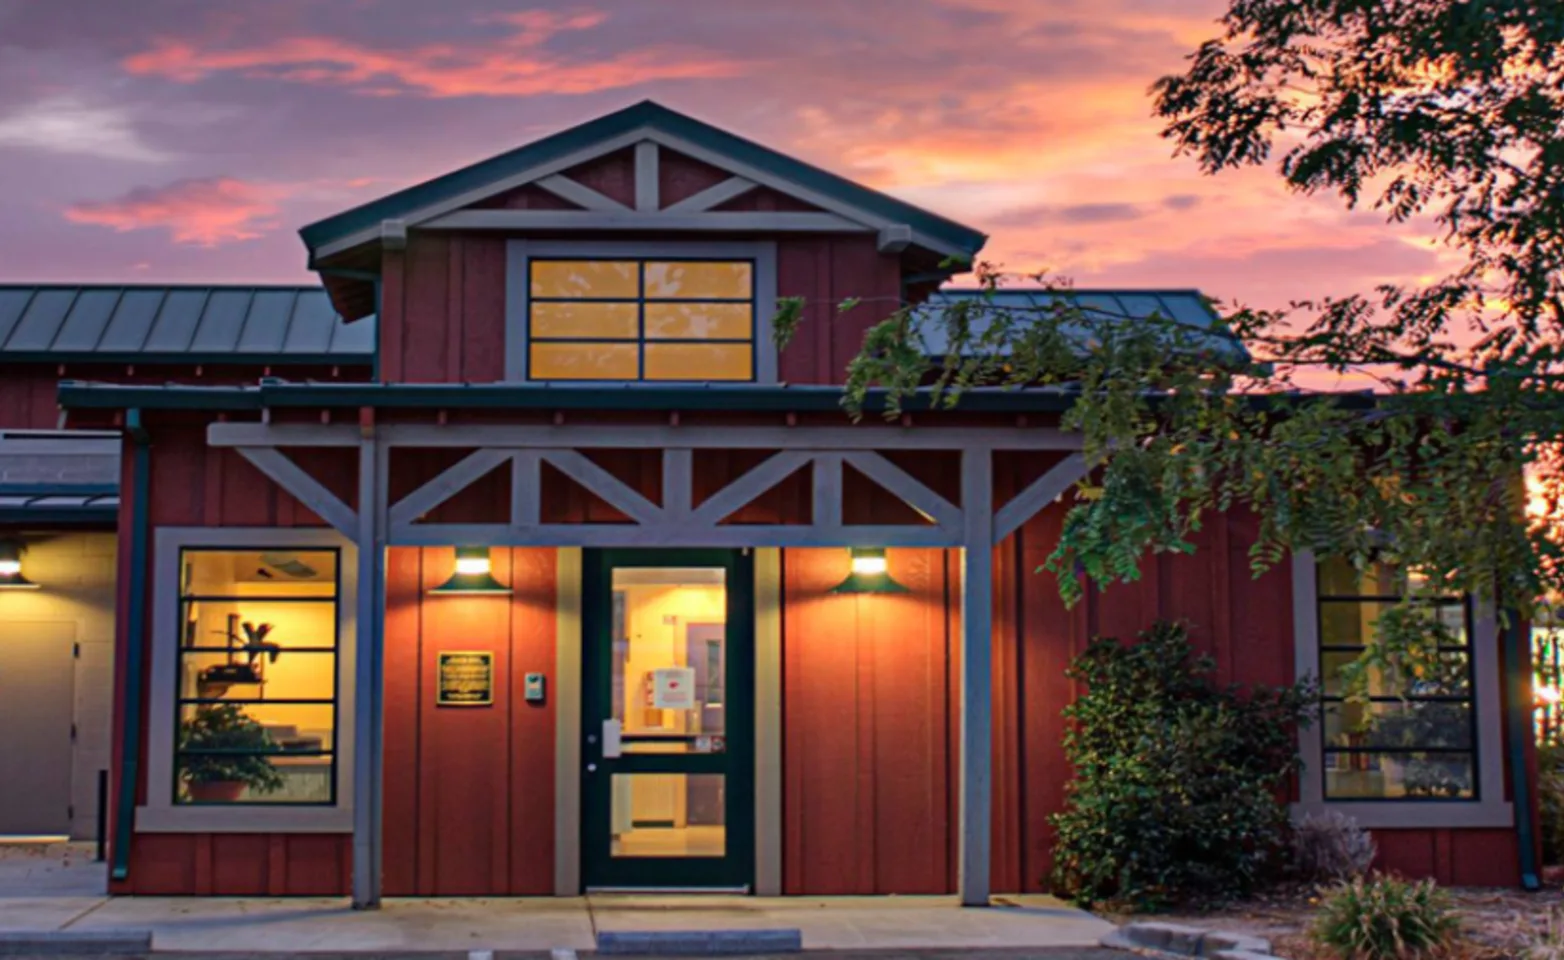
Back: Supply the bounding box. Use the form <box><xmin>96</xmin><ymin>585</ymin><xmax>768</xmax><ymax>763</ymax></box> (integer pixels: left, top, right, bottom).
<box><xmin>6</xmin><ymin>102</ymin><xmax>1539</xmax><ymax>904</ymax></box>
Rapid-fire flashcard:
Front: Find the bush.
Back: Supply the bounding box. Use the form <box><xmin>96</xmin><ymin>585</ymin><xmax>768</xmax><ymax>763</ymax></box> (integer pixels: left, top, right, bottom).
<box><xmin>1047</xmin><ymin>620</ymin><xmax>1315</xmax><ymax>910</ymax></box>
<box><xmin>1540</xmin><ymin>740</ymin><xmax>1564</xmax><ymax>867</ymax></box>
<box><xmin>1311</xmin><ymin>875</ymin><xmax>1457</xmax><ymax>959</ymax></box>
<box><xmin>1295</xmin><ymin>810</ymin><xmax>1377</xmax><ymax>882</ymax></box>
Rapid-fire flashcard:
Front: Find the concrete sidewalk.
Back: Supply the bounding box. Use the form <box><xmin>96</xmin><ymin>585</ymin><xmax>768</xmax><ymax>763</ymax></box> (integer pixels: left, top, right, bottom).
<box><xmin>0</xmin><ymin>844</ymin><xmax>1116</xmax><ymax>954</ymax></box>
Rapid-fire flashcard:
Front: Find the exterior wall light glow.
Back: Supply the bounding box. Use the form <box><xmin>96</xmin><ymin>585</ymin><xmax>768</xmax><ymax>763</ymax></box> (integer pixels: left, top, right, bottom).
<box><xmin>832</xmin><ymin>547</ymin><xmax>908</xmax><ymax>595</ymax></box>
<box><xmin>431</xmin><ymin>547</ymin><xmax>512</xmax><ymax>596</ymax></box>
<box><xmin>0</xmin><ymin>540</ymin><xmax>38</xmax><ymax>590</ymax></box>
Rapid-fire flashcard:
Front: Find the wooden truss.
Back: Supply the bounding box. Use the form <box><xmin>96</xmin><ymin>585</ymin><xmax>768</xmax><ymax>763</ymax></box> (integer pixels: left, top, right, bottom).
<box><xmin>206</xmin><ymin>421</ymin><xmax>1090</xmax><ymax>912</ymax></box>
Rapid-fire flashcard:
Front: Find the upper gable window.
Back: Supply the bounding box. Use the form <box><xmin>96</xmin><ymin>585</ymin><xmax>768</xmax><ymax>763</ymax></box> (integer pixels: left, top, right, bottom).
<box><xmin>528</xmin><ymin>259</ymin><xmax>756</xmax><ymax>381</ymax></box>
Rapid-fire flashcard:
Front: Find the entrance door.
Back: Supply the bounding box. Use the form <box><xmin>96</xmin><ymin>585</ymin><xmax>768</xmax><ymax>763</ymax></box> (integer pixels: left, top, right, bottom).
<box><xmin>581</xmin><ymin>549</ymin><xmax>753</xmax><ymax>890</ymax></box>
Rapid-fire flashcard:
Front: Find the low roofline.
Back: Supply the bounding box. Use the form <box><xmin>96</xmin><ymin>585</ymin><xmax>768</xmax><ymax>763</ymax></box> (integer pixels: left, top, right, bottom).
<box><xmin>58</xmin><ymin>379</ymin><xmax>1081</xmax><ymax>415</ymax></box>
<box><xmin>57</xmin><ymin>378</ymin><xmax>1382</xmax><ymax>416</ymax></box>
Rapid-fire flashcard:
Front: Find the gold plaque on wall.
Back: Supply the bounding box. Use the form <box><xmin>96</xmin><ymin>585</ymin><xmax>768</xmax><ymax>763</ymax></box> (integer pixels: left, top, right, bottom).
<box><xmin>437</xmin><ymin>651</ymin><xmax>494</xmax><ymax>706</ymax></box>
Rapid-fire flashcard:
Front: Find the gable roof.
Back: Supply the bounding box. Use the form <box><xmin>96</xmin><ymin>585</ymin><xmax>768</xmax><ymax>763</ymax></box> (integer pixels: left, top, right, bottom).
<box><xmin>0</xmin><ymin>285</ymin><xmax>375</xmax><ymax>365</ymax></box>
<box><xmin>299</xmin><ymin>100</ymin><xmax>987</xmax><ymax>263</ymax></box>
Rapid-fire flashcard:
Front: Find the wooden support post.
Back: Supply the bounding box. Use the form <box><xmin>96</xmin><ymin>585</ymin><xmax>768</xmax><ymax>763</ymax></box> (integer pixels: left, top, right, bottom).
<box><xmin>351</xmin><ymin>439</ymin><xmax>386</xmax><ymax>909</ymax></box>
<box><xmin>958</xmin><ymin>446</ymin><xmax>994</xmax><ymax>907</ymax></box>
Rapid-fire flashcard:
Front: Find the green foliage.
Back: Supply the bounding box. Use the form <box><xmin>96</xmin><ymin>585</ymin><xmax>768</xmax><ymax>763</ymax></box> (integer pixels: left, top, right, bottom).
<box><xmin>1540</xmin><ymin>740</ymin><xmax>1564</xmax><ymax>866</ymax></box>
<box><xmin>177</xmin><ymin>703</ymin><xmax>284</xmax><ymax>793</ymax></box>
<box><xmin>1047</xmin><ymin>621</ymin><xmax>1315</xmax><ymax>910</ymax></box>
<box><xmin>1311</xmin><ymin>875</ymin><xmax>1459</xmax><ymax>960</ymax></box>
<box><xmin>828</xmin><ymin>0</ymin><xmax>1564</xmax><ymax>688</ymax></box>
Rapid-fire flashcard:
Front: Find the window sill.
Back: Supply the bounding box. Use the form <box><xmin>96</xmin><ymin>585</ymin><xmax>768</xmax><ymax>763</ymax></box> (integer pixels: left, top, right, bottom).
<box><xmin>1291</xmin><ymin>800</ymin><xmax>1513</xmax><ymax>830</ymax></box>
<box><xmin>135</xmin><ymin>804</ymin><xmax>353</xmax><ymax>834</ymax></box>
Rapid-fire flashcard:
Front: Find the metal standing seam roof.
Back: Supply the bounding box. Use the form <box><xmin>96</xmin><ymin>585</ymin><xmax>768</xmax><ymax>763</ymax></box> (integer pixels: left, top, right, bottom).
<box><xmin>914</xmin><ymin>289</ymin><xmax>1245</xmax><ymax>360</ymax></box>
<box><xmin>0</xmin><ymin>285</ymin><xmax>376</xmax><ymax>364</ymax></box>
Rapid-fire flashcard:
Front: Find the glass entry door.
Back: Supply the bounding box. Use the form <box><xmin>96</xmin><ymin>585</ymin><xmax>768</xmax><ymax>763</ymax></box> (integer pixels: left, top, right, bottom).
<box><xmin>581</xmin><ymin>549</ymin><xmax>754</xmax><ymax>890</ymax></box>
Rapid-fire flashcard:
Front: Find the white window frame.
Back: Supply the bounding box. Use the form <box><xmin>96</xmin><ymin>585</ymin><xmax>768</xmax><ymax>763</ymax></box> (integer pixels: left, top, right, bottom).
<box><xmin>1290</xmin><ymin>550</ymin><xmax>1512</xmax><ymax>828</ymax></box>
<box><xmin>504</xmin><ymin>239</ymin><xmax>780</xmax><ymax>383</ymax></box>
<box><xmin>139</xmin><ymin>527</ymin><xmax>358</xmax><ymax>833</ymax></box>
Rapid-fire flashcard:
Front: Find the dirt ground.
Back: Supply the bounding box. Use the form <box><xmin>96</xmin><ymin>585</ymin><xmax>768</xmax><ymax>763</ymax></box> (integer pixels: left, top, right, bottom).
<box><xmin>1114</xmin><ymin>884</ymin><xmax>1564</xmax><ymax>959</ymax></box>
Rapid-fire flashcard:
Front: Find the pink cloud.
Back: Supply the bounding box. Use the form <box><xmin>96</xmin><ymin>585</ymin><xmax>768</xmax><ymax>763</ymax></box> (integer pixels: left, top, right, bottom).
<box><xmin>64</xmin><ymin>177</ymin><xmax>287</xmax><ymax>245</ymax></box>
<box><xmin>121</xmin><ymin>10</ymin><xmax>744</xmax><ymax>98</ymax></box>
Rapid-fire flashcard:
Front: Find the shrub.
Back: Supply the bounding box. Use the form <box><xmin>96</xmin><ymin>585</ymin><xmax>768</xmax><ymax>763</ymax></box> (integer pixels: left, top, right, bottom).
<box><xmin>1295</xmin><ymin>810</ymin><xmax>1377</xmax><ymax>882</ymax></box>
<box><xmin>1047</xmin><ymin>620</ymin><xmax>1315</xmax><ymax>910</ymax></box>
<box><xmin>1540</xmin><ymin>740</ymin><xmax>1564</xmax><ymax>867</ymax></box>
<box><xmin>1311</xmin><ymin>875</ymin><xmax>1457</xmax><ymax>960</ymax></box>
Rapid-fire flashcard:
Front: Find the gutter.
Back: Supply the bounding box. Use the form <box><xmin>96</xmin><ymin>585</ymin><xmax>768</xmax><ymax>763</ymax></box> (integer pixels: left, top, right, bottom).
<box><xmin>110</xmin><ymin>410</ymin><xmax>151</xmax><ymax>883</ymax></box>
<box><xmin>1503</xmin><ymin>612</ymin><xmax>1543</xmax><ymax>890</ymax></box>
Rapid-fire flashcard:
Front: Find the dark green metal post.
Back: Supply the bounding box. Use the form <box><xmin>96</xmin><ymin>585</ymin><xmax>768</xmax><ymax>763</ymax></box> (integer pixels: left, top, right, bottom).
<box><xmin>110</xmin><ymin>410</ymin><xmax>150</xmax><ymax>882</ymax></box>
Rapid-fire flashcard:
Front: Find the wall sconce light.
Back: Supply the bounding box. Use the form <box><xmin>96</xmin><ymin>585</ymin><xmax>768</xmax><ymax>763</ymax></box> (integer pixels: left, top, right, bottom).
<box><xmin>0</xmin><ymin>540</ymin><xmax>39</xmax><ymax>590</ymax></box>
<box><xmin>831</xmin><ymin>547</ymin><xmax>909</xmax><ymax>595</ymax></box>
<box><xmin>430</xmin><ymin>546</ymin><xmax>512</xmax><ymax>596</ymax></box>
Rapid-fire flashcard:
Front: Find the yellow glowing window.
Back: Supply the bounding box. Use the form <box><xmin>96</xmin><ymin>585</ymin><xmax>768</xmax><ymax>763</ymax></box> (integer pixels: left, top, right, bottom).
<box><xmin>527</xmin><ymin>259</ymin><xmax>754</xmax><ymax>381</ymax></box>
<box><xmin>174</xmin><ymin>548</ymin><xmax>341</xmax><ymax>806</ymax></box>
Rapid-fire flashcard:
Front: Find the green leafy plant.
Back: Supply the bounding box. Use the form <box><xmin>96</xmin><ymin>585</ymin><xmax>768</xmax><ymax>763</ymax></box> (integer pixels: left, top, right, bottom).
<box><xmin>1539</xmin><ymin>740</ymin><xmax>1564</xmax><ymax>867</ymax></box>
<box><xmin>1311</xmin><ymin>875</ymin><xmax>1458</xmax><ymax>960</ymax></box>
<box><xmin>1294</xmin><ymin>811</ymin><xmax>1377</xmax><ymax>883</ymax></box>
<box><xmin>1047</xmin><ymin>621</ymin><xmax>1314</xmax><ymax>910</ymax></box>
<box><xmin>177</xmin><ymin>703</ymin><xmax>284</xmax><ymax>793</ymax></box>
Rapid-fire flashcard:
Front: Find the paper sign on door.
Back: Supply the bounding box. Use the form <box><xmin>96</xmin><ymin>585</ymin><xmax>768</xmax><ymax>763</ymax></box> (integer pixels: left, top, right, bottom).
<box><xmin>652</xmin><ymin>667</ymin><xmax>696</xmax><ymax>709</ymax></box>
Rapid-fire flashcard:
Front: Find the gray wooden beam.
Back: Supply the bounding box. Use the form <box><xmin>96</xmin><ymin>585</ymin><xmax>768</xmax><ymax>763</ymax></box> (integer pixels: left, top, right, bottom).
<box><xmin>386</xmin><ymin>522</ymin><xmax>961</xmax><ymax>549</ymax></box>
<box><xmin>690</xmin><ymin>450</ymin><xmax>814</xmax><ymax>526</ymax></box>
<box><xmin>420</xmin><ymin>209</ymin><xmax>868</xmax><ymax>234</ymax></box>
<box><xmin>511</xmin><ymin>450</ymin><xmax>542</xmax><ymax>528</ymax></box>
<box><xmin>877</xmin><ymin>224</ymin><xmax>912</xmax><ymax>254</ymax></box>
<box><xmin>663</xmin><ymin>176</ymin><xmax>756</xmax><ymax>213</ymax></box>
<box><xmin>535</xmin><ymin>174</ymin><xmax>633</xmax><ymax>212</ymax></box>
<box><xmin>373</xmin><ymin>424</ymin><xmax>1081</xmax><ymax>451</ymax></box>
<box><xmin>958</xmin><ymin>447</ymin><xmax>994</xmax><ymax>907</ymax></box>
<box><xmin>991</xmin><ymin>452</ymin><xmax>1089</xmax><ymax>544</ymax></box>
<box><xmin>662</xmin><ymin>448</ymin><xmax>693</xmax><ymax>518</ymax></box>
<box><xmin>813</xmin><ymin>454</ymin><xmax>843</xmax><ymax>528</ymax></box>
<box><xmin>235</xmin><ymin>447</ymin><xmax>357</xmax><ymax>537</ymax></box>
<box><xmin>387</xmin><ymin>448</ymin><xmax>512</xmax><ymax>528</ymax></box>
<box><xmin>544</xmin><ymin>449</ymin><xmax>663</xmax><ymax>525</ymax></box>
<box><xmin>350</xmin><ymin>439</ymin><xmax>386</xmax><ymax>909</ymax></box>
<box><xmin>843</xmin><ymin>450</ymin><xmax>961</xmax><ymax>529</ymax></box>
<box><xmin>635</xmin><ymin>141</ymin><xmax>660</xmax><ymax>212</ymax></box>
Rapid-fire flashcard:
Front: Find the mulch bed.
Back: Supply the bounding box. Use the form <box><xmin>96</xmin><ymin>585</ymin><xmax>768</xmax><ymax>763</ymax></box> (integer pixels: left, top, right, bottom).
<box><xmin>1108</xmin><ymin>883</ymin><xmax>1564</xmax><ymax>959</ymax></box>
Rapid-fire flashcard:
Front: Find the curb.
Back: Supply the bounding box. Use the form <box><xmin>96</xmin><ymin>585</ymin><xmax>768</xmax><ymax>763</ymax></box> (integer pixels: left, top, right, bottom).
<box><xmin>1101</xmin><ymin>922</ymin><xmax>1280</xmax><ymax>960</ymax></box>
<box><xmin>0</xmin><ymin>930</ymin><xmax>153</xmax><ymax>957</ymax></box>
<box><xmin>595</xmin><ymin>929</ymin><xmax>803</xmax><ymax>956</ymax></box>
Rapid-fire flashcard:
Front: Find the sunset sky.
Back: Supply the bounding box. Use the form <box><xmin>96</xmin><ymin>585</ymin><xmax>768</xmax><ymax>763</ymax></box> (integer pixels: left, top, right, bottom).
<box><xmin>0</xmin><ymin>0</ymin><xmax>1460</xmax><ymax>310</ymax></box>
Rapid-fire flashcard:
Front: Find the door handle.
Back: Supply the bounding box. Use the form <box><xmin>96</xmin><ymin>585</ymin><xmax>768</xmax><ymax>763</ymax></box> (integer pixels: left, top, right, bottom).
<box><xmin>602</xmin><ymin>718</ymin><xmax>622</xmax><ymax>759</ymax></box>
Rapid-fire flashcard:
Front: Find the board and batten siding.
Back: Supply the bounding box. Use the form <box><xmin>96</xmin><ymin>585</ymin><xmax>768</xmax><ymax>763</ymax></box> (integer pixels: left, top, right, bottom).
<box><xmin>107</xmin><ymin>424</ymin><xmax>356</xmax><ymax>895</ymax></box>
<box><xmin>381</xmin><ymin>546</ymin><xmax>558</xmax><ymax>896</ymax></box>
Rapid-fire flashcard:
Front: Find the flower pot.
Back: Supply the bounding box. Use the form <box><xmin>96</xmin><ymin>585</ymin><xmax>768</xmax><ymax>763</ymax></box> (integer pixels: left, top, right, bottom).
<box><xmin>187</xmin><ymin>780</ymin><xmax>245</xmax><ymax>802</ymax></box>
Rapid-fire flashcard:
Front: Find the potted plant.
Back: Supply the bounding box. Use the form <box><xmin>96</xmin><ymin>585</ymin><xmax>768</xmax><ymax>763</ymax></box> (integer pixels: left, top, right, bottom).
<box><xmin>178</xmin><ymin>703</ymin><xmax>285</xmax><ymax>802</ymax></box>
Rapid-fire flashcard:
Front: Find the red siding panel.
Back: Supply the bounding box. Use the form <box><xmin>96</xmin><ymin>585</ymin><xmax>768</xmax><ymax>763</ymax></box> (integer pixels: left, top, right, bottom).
<box><xmin>380</xmin><ymin>546</ymin><xmax>557</xmax><ymax>896</ymax></box>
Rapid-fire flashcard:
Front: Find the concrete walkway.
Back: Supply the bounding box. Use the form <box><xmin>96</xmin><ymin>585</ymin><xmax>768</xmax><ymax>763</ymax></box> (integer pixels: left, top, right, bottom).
<box><xmin>0</xmin><ymin>844</ymin><xmax>1116</xmax><ymax>954</ymax></box>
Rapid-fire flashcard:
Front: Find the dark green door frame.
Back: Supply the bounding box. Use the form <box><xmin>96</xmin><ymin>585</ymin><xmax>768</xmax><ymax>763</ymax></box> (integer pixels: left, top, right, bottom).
<box><xmin>580</xmin><ymin>548</ymin><xmax>755</xmax><ymax>889</ymax></box>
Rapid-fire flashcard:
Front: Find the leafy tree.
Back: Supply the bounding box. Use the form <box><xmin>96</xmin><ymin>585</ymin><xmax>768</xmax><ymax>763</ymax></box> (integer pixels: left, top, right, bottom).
<box><xmin>776</xmin><ymin>0</ymin><xmax>1564</xmax><ymax>694</ymax></box>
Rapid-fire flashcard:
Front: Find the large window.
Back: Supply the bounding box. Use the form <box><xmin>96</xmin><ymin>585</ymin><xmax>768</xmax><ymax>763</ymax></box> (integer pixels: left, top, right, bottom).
<box><xmin>527</xmin><ymin>259</ymin><xmax>756</xmax><ymax>381</ymax></box>
<box><xmin>1316</xmin><ymin>556</ymin><xmax>1477</xmax><ymax>800</ymax></box>
<box><xmin>174</xmin><ymin>548</ymin><xmax>340</xmax><ymax>805</ymax></box>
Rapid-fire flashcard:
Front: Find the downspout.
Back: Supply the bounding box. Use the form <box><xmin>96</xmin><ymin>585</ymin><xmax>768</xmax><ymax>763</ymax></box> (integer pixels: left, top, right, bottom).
<box><xmin>111</xmin><ymin>409</ymin><xmax>151</xmax><ymax>882</ymax></box>
<box><xmin>1502</xmin><ymin>611</ymin><xmax>1542</xmax><ymax>890</ymax></box>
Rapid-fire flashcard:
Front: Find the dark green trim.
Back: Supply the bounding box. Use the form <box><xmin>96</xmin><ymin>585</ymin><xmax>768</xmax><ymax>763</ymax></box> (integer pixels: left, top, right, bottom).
<box><xmin>2</xmin><ymin>352</ymin><xmax>370</xmax><ymax>367</ymax></box>
<box><xmin>59</xmin><ymin>379</ymin><xmax>1080</xmax><ymax>414</ymax></box>
<box><xmin>0</xmin><ymin>484</ymin><xmax>118</xmax><ymax>498</ymax></box>
<box><xmin>580</xmin><ymin>548</ymin><xmax>755</xmax><ymax>889</ymax></box>
<box><xmin>0</xmin><ymin>508</ymin><xmax>116</xmax><ymax>525</ymax></box>
<box><xmin>111</xmin><ymin>411</ymin><xmax>149</xmax><ymax>882</ymax></box>
<box><xmin>1502</xmin><ymin>612</ymin><xmax>1542</xmax><ymax>889</ymax></box>
<box><xmin>299</xmin><ymin>101</ymin><xmax>986</xmax><ymax>260</ymax></box>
